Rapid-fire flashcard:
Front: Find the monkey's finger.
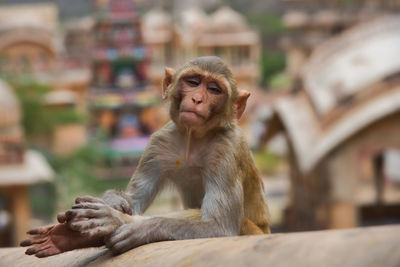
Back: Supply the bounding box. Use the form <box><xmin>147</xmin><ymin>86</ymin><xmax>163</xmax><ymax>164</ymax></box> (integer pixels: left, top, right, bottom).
<box><xmin>120</xmin><ymin>202</ymin><xmax>132</xmax><ymax>215</ymax></box>
<box><xmin>75</xmin><ymin>196</ymin><xmax>104</xmax><ymax>204</ymax></box>
<box><xmin>65</xmin><ymin>209</ymin><xmax>103</xmax><ymax>220</ymax></box>
<box><xmin>81</xmin><ymin>226</ymin><xmax>113</xmax><ymax>237</ymax></box>
<box><xmin>20</xmin><ymin>236</ymin><xmax>47</xmax><ymax>246</ymax></box>
<box><xmin>72</xmin><ymin>202</ymin><xmax>102</xmax><ymax>210</ymax></box>
<box><xmin>27</xmin><ymin>225</ymin><xmax>55</xmax><ymax>235</ymax></box>
<box><xmin>57</xmin><ymin>212</ymin><xmax>67</xmax><ymax>223</ymax></box>
<box><xmin>25</xmin><ymin>242</ymin><xmax>51</xmax><ymax>255</ymax></box>
<box><xmin>36</xmin><ymin>246</ymin><xmax>62</xmax><ymax>258</ymax></box>
<box><xmin>69</xmin><ymin>218</ymin><xmax>104</xmax><ymax>231</ymax></box>
<box><xmin>20</xmin><ymin>239</ymin><xmax>33</xmax><ymax>247</ymax></box>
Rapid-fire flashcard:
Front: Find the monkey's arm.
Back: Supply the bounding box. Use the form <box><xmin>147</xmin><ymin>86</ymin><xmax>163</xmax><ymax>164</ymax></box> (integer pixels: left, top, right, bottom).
<box><xmin>109</xmin><ymin>138</ymin><xmax>165</xmax><ymax>215</ymax></box>
<box><xmin>20</xmin><ymin>145</ymin><xmax>163</xmax><ymax>258</ymax></box>
<box><xmin>65</xmin><ymin>144</ymin><xmax>164</xmax><ymax>236</ymax></box>
<box><xmin>105</xmin><ymin>175</ymin><xmax>244</xmax><ymax>254</ymax></box>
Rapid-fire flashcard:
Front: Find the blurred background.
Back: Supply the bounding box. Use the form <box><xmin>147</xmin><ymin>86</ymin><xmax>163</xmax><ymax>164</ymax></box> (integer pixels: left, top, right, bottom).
<box><xmin>0</xmin><ymin>0</ymin><xmax>399</xmax><ymax>247</ymax></box>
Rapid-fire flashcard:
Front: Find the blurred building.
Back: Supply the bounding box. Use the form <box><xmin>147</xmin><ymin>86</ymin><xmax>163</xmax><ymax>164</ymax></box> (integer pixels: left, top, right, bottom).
<box><xmin>0</xmin><ymin>79</ymin><xmax>53</xmax><ymax>246</ymax></box>
<box><xmin>88</xmin><ymin>0</ymin><xmax>162</xmax><ymax>179</ymax></box>
<box><xmin>0</xmin><ymin>3</ymin><xmax>91</xmax><ymax>102</ymax></box>
<box><xmin>0</xmin><ymin>3</ymin><xmax>59</xmax><ymax>74</ymax></box>
<box><xmin>281</xmin><ymin>0</ymin><xmax>400</xmax><ymax>85</ymax></box>
<box><xmin>264</xmin><ymin>15</ymin><xmax>400</xmax><ymax>231</ymax></box>
<box><xmin>0</xmin><ymin>3</ymin><xmax>91</xmax><ymax>155</ymax></box>
<box><xmin>143</xmin><ymin>5</ymin><xmax>261</xmax><ymax>92</ymax></box>
<box><xmin>64</xmin><ymin>16</ymin><xmax>95</xmax><ymax>64</ymax></box>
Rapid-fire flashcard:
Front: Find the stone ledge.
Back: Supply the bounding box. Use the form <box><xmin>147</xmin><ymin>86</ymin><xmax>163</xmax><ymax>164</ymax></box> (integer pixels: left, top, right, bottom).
<box><xmin>1</xmin><ymin>225</ymin><xmax>399</xmax><ymax>267</ymax></box>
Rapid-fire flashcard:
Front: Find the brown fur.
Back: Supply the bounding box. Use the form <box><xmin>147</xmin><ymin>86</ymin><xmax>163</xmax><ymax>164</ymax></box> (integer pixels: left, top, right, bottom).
<box><xmin>21</xmin><ymin>56</ymin><xmax>270</xmax><ymax>257</ymax></box>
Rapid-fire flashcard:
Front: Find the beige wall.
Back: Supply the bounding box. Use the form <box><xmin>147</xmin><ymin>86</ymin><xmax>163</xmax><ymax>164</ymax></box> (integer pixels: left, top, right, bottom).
<box><xmin>287</xmin><ymin>112</ymin><xmax>400</xmax><ymax>230</ymax></box>
<box><xmin>327</xmin><ymin>112</ymin><xmax>400</xmax><ymax>205</ymax></box>
<box><xmin>1</xmin><ymin>42</ymin><xmax>55</xmax><ymax>72</ymax></box>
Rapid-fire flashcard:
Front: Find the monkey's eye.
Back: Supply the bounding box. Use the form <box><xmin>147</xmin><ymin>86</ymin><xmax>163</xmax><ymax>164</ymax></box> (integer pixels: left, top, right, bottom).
<box><xmin>207</xmin><ymin>82</ymin><xmax>222</xmax><ymax>94</ymax></box>
<box><xmin>184</xmin><ymin>76</ymin><xmax>201</xmax><ymax>87</ymax></box>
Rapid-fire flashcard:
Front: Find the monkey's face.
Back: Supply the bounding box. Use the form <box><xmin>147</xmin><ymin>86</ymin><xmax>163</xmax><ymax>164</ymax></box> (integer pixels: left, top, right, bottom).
<box><xmin>177</xmin><ymin>74</ymin><xmax>228</xmax><ymax>129</ymax></box>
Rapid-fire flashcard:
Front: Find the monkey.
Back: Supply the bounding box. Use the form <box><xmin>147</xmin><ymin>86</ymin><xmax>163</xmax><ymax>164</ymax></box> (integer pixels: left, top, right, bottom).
<box><xmin>21</xmin><ymin>56</ymin><xmax>270</xmax><ymax>257</ymax></box>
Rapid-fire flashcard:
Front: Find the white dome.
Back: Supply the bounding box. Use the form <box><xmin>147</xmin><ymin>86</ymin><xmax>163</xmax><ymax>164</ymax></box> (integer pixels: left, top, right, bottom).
<box><xmin>180</xmin><ymin>6</ymin><xmax>209</xmax><ymax>32</ymax></box>
<box><xmin>313</xmin><ymin>10</ymin><xmax>340</xmax><ymax>27</ymax></box>
<box><xmin>210</xmin><ymin>6</ymin><xmax>247</xmax><ymax>32</ymax></box>
<box><xmin>283</xmin><ymin>10</ymin><xmax>309</xmax><ymax>28</ymax></box>
<box><xmin>0</xmin><ymin>79</ymin><xmax>21</xmax><ymax>127</ymax></box>
<box><xmin>143</xmin><ymin>8</ymin><xmax>172</xmax><ymax>31</ymax></box>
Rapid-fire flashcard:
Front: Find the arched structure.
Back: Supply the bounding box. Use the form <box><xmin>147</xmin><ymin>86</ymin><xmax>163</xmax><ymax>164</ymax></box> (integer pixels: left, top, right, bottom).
<box><xmin>143</xmin><ymin>5</ymin><xmax>261</xmax><ymax>92</ymax></box>
<box><xmin>302</xmin><ymin>16</ymin><xmax>400</xmax><ymax>115</ymax></box>
<box><xmin>0</xmin><ymin>4</ymin><xmax>59</xmax><ymax>73</ymax></box>
<box><xmin>265</xmin><ymin>15</ymin><xmax>400</xmax><ymax>230</ymax></box>
<box><xmin>199</xmin><ymin>6</ymin><xmax>260</xmax><ymax>88</ymax></box>
<box><xmin>0</xmin><ymin>79</ymin><xmax>21</xmax><ymax>129</ymax></box>
<box><xmin>142</xmin><ymin>8</ymin><xmax>174</xmax><ymax>86</ymax></box>
<box><xmin>0</xmin><ymin>79</ymin><xmax>53</xmax><ymax>246</ymax></box>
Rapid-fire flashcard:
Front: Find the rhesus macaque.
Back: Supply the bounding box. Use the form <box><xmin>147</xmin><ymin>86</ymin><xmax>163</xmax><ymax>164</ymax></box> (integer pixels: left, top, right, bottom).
<box><xmin>21</xmin><ymin>56</ymin><xmax>270</xmax><ymax>257</ymax></box>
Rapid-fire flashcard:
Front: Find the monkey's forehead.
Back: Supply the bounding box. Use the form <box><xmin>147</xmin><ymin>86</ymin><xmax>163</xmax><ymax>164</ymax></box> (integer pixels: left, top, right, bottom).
<box><xmin>175</xmin><ymin>67</ymin><xmax>235</xmax><ymax>95</ymax></box>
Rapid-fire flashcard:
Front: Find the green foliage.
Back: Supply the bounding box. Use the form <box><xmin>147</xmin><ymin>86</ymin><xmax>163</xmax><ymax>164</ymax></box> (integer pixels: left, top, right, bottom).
<box><xmin>5</xmin><ymin>78</ymin><xmax>85</xmax><ymax>140</ymax></box>
<box><xmin>49</xmin><ymin>144</ymin><xmax>129</xmax><ymax>212</ymax></box>
<box><xmin>253</xmin><ymin>150</ymin><xmax>282</xmax><ymax>175</ymax></box>
<box><xmin>247</xmin><ymin>12</ymin><xmax>285</xmax><ymax>35</ymax></box>
<box><xmin>4</xmin><ymin>78</ymin><xmax>115</xmax><ymax>217</ymax></box>
<box><xmin>51</xmin><ymin>108</ymin><xmax>87</xmax><ymax>125</ymax></box>
<box><xmin>245</xmin><ymin>12</ymin><xmax>286</xmax><ymax>88</ymax></box>
<box><xmin>260</xmin><ymin>52</ymin><xmax>286</xmax><ymax>87</ymax></box>
<box><xmin>30</xmin><ymin>182</ymin><xmax>56</xmax><ymax>220</ymax></box>
<box><xmin>29</xmin><ymin>143</ymin><xmax>129</xmax><ymax>219</ymax></box>
<box><xmin>268</xmin><ymin>72</ymin><xmax>291</xmax><ymax>90</ymax></box>
<box><xmin>8</xmin><ymin>78</ymin><xmax>53</xmax><ymax>139</ymax></box>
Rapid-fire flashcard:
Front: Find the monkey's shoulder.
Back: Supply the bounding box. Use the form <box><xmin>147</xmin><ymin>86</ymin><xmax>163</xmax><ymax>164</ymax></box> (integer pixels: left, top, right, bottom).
<box><xmin>143</xmin><ymin>123</ymin><xmax>186</xmax><ymax>163</ymax></box>
<box><xmin>149</xmin><ymin>122</ymin><xmax>184</xmax><ymax>148</ymax></box>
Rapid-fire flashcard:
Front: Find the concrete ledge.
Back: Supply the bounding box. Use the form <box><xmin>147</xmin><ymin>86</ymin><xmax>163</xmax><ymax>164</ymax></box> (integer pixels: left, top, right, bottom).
<box><xmin>1</xmin><ymin>225</ymin><xmax>399</xmax><ymax>267</ymax></box>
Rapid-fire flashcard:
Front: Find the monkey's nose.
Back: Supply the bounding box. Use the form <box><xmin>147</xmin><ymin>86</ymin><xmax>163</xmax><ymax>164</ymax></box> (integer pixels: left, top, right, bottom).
<box><xmin>192</xmin><ymin>96</ymin><xmax>203</xmax><ymax>104</ymax></box>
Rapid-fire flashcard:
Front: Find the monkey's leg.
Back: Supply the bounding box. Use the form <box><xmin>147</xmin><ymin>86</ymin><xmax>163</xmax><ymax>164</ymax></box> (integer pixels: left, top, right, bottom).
<box><xmin>158</xmin><ymin>209</ymin><xmax>202</xmax><ymax>220</ymax></box>
<box><xmin>240</xmin><ymin>218</ymin><xmax>264</xmax><ymax>235</ymax></box>
<box><xmin>159</xmin><ymin>210</ymin><xmax>264</xmax><ymax>235</ymax></box>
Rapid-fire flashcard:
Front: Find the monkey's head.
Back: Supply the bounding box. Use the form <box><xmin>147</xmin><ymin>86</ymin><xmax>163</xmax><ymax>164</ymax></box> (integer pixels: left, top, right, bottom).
<box><xmin>162</xmin><ymin>56</ymin><xmax>250</xmax><ymax>135</ymax></box>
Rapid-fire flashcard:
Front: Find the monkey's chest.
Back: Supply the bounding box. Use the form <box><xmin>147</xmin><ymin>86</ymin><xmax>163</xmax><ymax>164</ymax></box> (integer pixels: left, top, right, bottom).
<box><xmin>157</xmin><ymin>142</ymin><xmax>205</xmax><ymax>179</ymax></box>
<box><xmin>163</xmin><ymin>147</ymin><xmax>203</xmax><ymax>169</ymax></box>
<box><xmin>170</xmin><ymin>157</ymin><xmax>202</xmax><ymax>174</ymax></box>
<box><xmin>163</xmin><ymin>154</ymin><xmax>204</xmax><ymax>182</ymax></box>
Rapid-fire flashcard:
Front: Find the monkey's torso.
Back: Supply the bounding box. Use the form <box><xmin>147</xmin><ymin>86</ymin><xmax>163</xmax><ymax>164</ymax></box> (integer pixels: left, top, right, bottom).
<box><xmin>137</xmin><ymin>121</ymin><xmax>270</xmax><ymax>234</ymax></box>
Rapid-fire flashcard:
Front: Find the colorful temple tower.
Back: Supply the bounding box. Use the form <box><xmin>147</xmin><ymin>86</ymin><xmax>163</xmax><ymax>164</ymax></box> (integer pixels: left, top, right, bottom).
<box><xmin>89</xmin><ymin>0</ymin><xmax>159</xmax><ymax>179</ymax></box>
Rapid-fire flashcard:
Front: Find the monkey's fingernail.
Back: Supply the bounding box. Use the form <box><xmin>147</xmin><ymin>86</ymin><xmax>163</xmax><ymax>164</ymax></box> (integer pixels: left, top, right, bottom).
<box><xmin>26</xmin><ymin>248</ymin><xmax>36</xmax><ymax>255</ymax></box>
<box><xmin>20</xmin><ymin>240</ymin><xmax>31</xmax><ymax>246</ymax></box>
<box><xmin>66</xmin><ymin>210</ymin><xmax>74</xmax><ymax>217</ymax></box>
<box><xmin>19</xmin><ymin>239</ymin><xmax>32</xmax><ymax>247</ymax></box>
<box><xmin>27</xmin><ymin>229</ymin><xmax>36</xmax><ymax>235</ymax></box>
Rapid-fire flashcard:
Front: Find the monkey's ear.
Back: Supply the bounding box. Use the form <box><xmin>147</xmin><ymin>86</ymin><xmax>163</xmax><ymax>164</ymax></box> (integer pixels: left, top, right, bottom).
<box><xmin>236</xmin><ymin>89</ymin><xmax>250</xmax><ymax>120</ymax></box>
<box><xmin>162</xmin><ymin>67</ymin><xmax>175</xmax><ymax>100</ymax></box>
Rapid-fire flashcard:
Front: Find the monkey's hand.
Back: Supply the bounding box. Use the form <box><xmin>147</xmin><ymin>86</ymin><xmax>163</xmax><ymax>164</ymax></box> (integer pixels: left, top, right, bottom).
<box><xmin>102</xmin><ymin>190</ymin><xmax>132</xmax><ymax>215</ymax></box>
<box><xmin>56</xmin><ymin>194</ymin><xmax>132</xmax><ymax>226</ymax></box>
<box><xmin>104</xmin><ymin>216</ymin><xmax>149</xmax><ymax>254</ymax></box>
<box><xmin>65</xmin><ymin>199</ymin><xmax>133</xmax><ymax>238</ymax></box>
<box><xmin>20</xmin><ymin>222</ymin><xmax>103</xmax><ymax>258</ymax></box>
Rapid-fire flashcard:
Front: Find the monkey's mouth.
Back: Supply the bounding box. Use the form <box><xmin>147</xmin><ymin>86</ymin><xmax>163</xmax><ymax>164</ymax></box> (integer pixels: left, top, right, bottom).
<box><xmin>179</xmin><ymin>109</ymin><xmax>206</xmax><ymax>120</ymax></box>
<box><xmin>179</xmin><ymin>109</ymin><xmax>207</xmax><ymax>126</ymax></box>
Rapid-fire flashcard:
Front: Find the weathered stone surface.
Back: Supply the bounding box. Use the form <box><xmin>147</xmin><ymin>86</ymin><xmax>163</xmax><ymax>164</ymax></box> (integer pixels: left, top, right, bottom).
<box><xmin>1</xmin><ymin>225</ymin><xmax>399</xmax><ymax>267</ymax></box>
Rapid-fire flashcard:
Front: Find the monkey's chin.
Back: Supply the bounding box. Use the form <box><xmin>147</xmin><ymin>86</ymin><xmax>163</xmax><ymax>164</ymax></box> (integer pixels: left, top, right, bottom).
<box><xmin>179</xmin><ymin>111</ymin><xmax>205</xmax><ymax>128</ymax></box>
